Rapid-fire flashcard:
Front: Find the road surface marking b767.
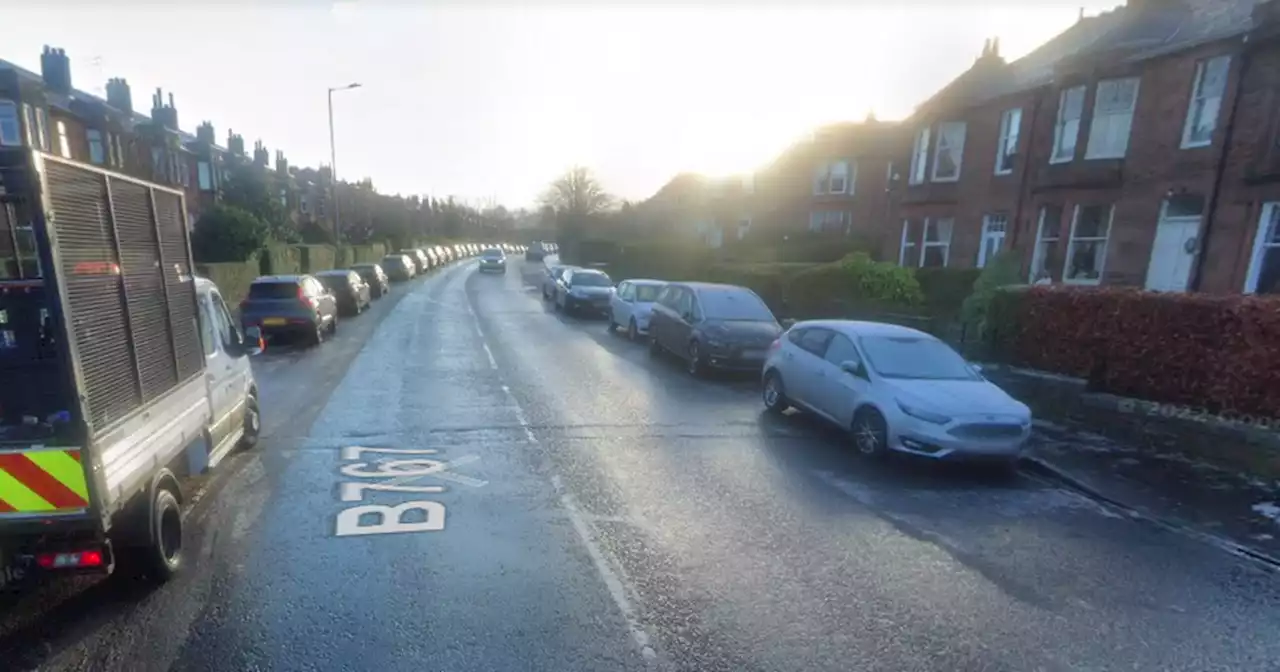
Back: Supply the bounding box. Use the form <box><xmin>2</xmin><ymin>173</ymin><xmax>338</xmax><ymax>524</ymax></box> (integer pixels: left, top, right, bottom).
<box><xmin>334</xmin><ymin>446</ymin><xmax>457</xmax><ymax>537</ymax></box>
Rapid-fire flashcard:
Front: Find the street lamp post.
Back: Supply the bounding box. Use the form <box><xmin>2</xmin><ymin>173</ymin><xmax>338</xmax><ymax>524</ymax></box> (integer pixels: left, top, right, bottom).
<box><xmin>327</xmin><ymin>82</ymin><xmax>361</xmax><ymax>259</ymax></box>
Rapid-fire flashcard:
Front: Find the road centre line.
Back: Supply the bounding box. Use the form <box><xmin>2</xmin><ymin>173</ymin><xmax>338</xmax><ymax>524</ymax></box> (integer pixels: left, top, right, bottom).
<box><xmin>467</xmin><ymin>287</ymin><xmax>660</xmax><ymax>664</ymax></box>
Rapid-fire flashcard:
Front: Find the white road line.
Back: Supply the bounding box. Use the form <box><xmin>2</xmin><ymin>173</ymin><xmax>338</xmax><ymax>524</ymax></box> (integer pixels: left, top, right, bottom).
<box><xmin>472</xmin><ymin>302</ymin><xmax>661</xmax><ymax>664</ymax></box>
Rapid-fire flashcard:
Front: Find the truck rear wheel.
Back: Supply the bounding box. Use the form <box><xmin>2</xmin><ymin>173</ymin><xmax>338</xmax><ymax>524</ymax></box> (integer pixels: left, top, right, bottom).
<box><xmin>118</xmin><ymin>486</ymin><xmax>183</xmax><ymax>583</ymax></box>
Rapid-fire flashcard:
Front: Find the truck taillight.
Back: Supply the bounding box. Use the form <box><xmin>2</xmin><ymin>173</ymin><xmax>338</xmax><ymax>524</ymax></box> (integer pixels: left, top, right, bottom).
<box><xmin>36</xmin><ymin>549</ymin><xmax>104</xmax><ymax>569</ymax></box>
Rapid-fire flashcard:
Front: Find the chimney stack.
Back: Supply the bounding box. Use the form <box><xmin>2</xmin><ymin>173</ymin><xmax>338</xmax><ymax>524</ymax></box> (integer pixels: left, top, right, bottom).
<box><xmin>253</xmin><ymin>140</ymin><xmax>269</xmax><ymax>167</ymax></box>
<box><xmin>40</xmin><ymin>46</ymin><xmax>72</xmax><ymax>94</ymax></box>
<box><xmin>275</xmin><ymin>150</ymin><xmax>289</xmax><ymax>174</ymax></box>
<box><xmin>150</xmin><ymin>87</ymin><xmax>179</xmax><ymax>131</ymax></box>
<box><xmin>196</xmin><ymin>121</ymin><xmax>215</xmax><ymax>146</ymax></box>
<box><xmin>227</xmin><ymin>129</ymin><xmax>245</xmax><ymax>157</ymax></box>
<box><xmin>106</xmin><ymin>77</ymin><xmax>133</xmax><ymax>115</ymax></box>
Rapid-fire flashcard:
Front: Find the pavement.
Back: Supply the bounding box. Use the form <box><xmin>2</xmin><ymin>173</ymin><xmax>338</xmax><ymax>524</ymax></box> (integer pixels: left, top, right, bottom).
<box><xmin>3</xmin><ymin>256</ymin><xmax>1280</xmax><ymax>672</ymax></box>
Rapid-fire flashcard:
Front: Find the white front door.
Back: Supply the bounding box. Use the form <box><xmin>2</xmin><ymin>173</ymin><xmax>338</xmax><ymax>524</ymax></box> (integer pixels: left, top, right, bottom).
<box><xmin>977</xmin><ymin>215</ymin><xmax>1008</xmax><ymax>268</ymax></box>
<box><xmin>1144</xmin><ymin>216</ymin><xmax>1200</xmax><ymax>292</ymax></box>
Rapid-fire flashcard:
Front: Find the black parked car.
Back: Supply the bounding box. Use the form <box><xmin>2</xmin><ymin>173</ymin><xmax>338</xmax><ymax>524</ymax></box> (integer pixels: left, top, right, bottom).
<box><xmin>316</xmin><ymin>269</ymin><xmax>372</xmax><ymax>316</ymax></box>
<box><xmin>648</xmin><ymin>282</ymin><xmax>782</xmax><ymax>376</ymax></box>
<box><xmin>552</xmin><ymin>268</ymin><xmax>614</xmax><ymax>316</ymax></box>
<box><xmin>240</xmin><ymin>274</ymin><xmax>339</xmax><ymax>346</ymax></box>
<box><xmin>381</xmin><ymin>254</ymin><xmax>415</xmax><ymax>281</ymax></box>
<box><xmin>351</xmin><ymin>263</ymin><xmax>391</xmax><ymax>298</ymax></box>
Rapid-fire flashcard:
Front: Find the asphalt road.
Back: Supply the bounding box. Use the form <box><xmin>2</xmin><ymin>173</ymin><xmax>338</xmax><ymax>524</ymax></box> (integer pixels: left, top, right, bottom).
<box><xmin>3</xmin><ymin>257</ymin><xmax>1279</xmax><ymax>672</ymax></box>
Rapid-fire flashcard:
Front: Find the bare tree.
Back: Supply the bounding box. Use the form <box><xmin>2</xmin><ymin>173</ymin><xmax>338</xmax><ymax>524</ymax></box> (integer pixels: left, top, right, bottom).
<box><xmin>540</xmin><ymin>165</ymin><xmax>612</xmax><ymax>216</ymax></box>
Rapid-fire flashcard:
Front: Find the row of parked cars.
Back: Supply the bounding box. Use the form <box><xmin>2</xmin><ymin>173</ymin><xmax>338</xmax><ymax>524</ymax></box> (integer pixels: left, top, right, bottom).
<box><xmin>239</xmin><ymin>242</ymin><xmax>526</xmax><ymax>347</ymax></box>
<box><xmin>539</xmin><ymin>262</ymin><xmax>1034</xmax><ymax>469</ymax></box>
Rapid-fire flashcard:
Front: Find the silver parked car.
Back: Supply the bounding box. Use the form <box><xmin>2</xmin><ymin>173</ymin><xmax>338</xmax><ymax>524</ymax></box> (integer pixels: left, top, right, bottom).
<box><xmin>607</xmin><ymin>279</ymin><xmax>666</xmax><ymax>340</ymax></box>
<box><xmin>761</xmin><ymin>320</ymin><xmax>1032</xmax><ymax>466</ymax></box>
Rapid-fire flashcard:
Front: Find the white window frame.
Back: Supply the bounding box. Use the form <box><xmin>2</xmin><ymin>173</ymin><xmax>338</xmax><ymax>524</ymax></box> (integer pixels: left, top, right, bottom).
<box><xmin>977</xmin><ymin>214</ymin><xmax>1008</xmax><ymax>268</ymax></box>
<box><xmin>919</xmin><ymin>217</ymin><xmax>953</xmax><ymax>268</ymax></box>
<box><xmin>35</xmin><ymin>107</ymin><xmax>49</xmax><ymax>152</ymax></box>
<box><xmin>1029</xmin><ymin>205</ymin><xmax>1063</xmax><ymax>283</ymax></box>
<box><xmin>896</xmin><ymin>220</ymin><xmax>916</xmax><ymax>264</ymax></box>
<box><xmin>0</xmin><ymin>100</ymin><xmax>20</xmax><ymax>147</ymax></box>
<box><xmin>55</xmin><ymin>120</ymin><xmax>71</xmax><ymax>159</ymax></box>
<box><xmin>898</xmin><ymin>219</ymin><xmax>915</xmax><ymax>266</ymax></box>
<box><xmin>86</xmin><ymin>128</ymin><xmax>105</xmax><ymax>164</ymax></box>
<box><xmin>1051</xmin><ymin>86</ymin><xmax>1086</xmax><ymax>164</ymax></box>
<box><xmin>994</xmin><ymin>108</ymin><xmax>1021</xmax><ymax>175</ymax></box>
<box><xmin>1063</xmin><ymin>204</ymin><xmax>1113</xmax><ymax>285</ymax></box>
<box><xmin>1085</xmin><ymin>77</ymin><xmax>1140</xmax><ymax>160</ymax></box>
<box><xmin>198</xmin><ymin>161</ymin><xmax>213</xmax><ymax>190</ymax></box>
<box><xmin>813</xmin><ymin>160</ymin><xmax>852</xmax><ymax>195</ymax></box>
<box><xmin>930</xmin><ymin>121</ymin><xmax>966</xmax><ymax>182</ymax></box>
<box><xmin>808</xmin><ymin>210</ymin><xmax>851</xmax><ymax>234</ymax></box>
<box><xmin>1181</xmin><ymin>55</ymin><xmax>1230</xmax><ymax>149</ymax></box>
<box><xmin>909</xmin><ymin>127</ymin><xmax>930</xmax><ymax>185</ymax></box>
<box><xmin>1245</xmin><ymin>202</ymin><xmax>1280</xmax><ymax>294</ymax></box>
<box><xmin>737</xmin><ymin>216</ymin><xmax>752</xmax><ymax>241</ymax></box>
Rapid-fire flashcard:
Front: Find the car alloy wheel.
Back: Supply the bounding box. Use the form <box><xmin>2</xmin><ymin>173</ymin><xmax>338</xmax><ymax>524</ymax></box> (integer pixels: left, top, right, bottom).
<box><xmin>763</xmin><ymin>372</ymin><xmax>788</xmax><ymax>414</ymax></box>
<box><xmin>852</xmin><ymin>408</ymin><xmax>888</xmax><ymax>457</ymax></box>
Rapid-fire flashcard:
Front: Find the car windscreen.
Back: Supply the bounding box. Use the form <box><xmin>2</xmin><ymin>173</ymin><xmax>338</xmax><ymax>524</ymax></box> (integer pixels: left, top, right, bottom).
<box><xmin>858</xmin><ymin>335</ymin><xmax>979</xmax><ymax>381</ymax></box>
<box><xmin>571</xmin><ymin>272</ymin><xmax>612</xmax><ymax>287</ymax></box>
<box><xmin>382</xmin><ymin>257</ymin><xmax>406</xmax><ymax>268</ymax></box>
<box><xmin>248</xmin><ymin>282</ymin><xmax>298</xmax><ymax>299</ymax></box>
<box><xmin>634</xmin><ymin>284</ymin><xmax>663</xmax><ymax>302</ymax></box>
<box><xmin>700</xmin><ymin>289</ymin><xmax>774</xmax><ymax>321</ymax></box>
<box><xmin>482</xmin><ymin>249</ymin><xmax>503</xmax><ymax>258</ymax></box>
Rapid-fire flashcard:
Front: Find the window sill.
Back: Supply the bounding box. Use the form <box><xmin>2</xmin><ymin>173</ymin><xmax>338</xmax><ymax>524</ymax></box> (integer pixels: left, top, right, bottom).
<box><xmin>1063</xmin><ymin>277</ymin><xmax>1103</xmax><ymax>286</ymax></box>
<box><xmin>1180</xmin><ymin>139</ymin><xmax>1212</xmax><ymax>150</ymax></box>
<box><xmin>1049</xmin><ymin>156</ymin><xmax>1073</xmax><ymax>165</ymax></box>
<box><xmin>1083</xmin><ymin>153</ymin><xmax>1127</xmax><ymax>161</ymax></box>
<box><xmin>930</xmin><ymin>176</ymin><xmax>960</xmax><ymax>184</ymax></box>
<box><xmin>994</xmin><ymin>168</ymin><xmax>1014</xmax><ymax>176</ymax></box>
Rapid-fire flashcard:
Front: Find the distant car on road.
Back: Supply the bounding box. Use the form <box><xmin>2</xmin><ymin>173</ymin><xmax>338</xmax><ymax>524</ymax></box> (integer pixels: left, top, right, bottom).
<box><xmin>315</xmin><ymin>269</ymin><xmax>373</xmax><ymax>316</ymax></box>
<box><xmin>478</xmin><ymin>247</ymin><xmax>507</xmax><ymax>273</ymax></box>
<box><xmin>608</xmin><ymin>279</ymin><xmax>666</xmax><ymax>341</ymax></box>
<box><xmin>350</xmin><ymin>263</ymin><xmax>390</xmax><ymax>298</ymax></box>
<box><xmin>526</xmin><ymin>240</ymin><xmax>548</xmax><ymax>261</ymax></box>
<box><xmin>241</xmin><ymin>274</ymin><xmax>339</xmax><ymax>346</ymax></box>
<box><xmin>553</xmin><ymin>268</ymin><xmax>614</xmax><ymax>316</ymax></box>
<box><xmin>648</xmin><ymin>282</ymin><xmax>781</xmax><ymax>376</ymax></box>
<box><xmin>381</xmin><ymin>254</ymin><xmax>416</xmax><ymax>282</ymax></box>
<box><xmin>398</xmin><ymin>249</ymin><xmax>431</xmax><ymax>274</ymax></box>
<box><xmin>761</xmin><ymin>320</ymin><xmax>1032</xmax><ymax>467</ymax></box>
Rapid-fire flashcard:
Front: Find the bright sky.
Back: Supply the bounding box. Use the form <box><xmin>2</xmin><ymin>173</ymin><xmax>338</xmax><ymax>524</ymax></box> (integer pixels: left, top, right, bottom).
<box><xmin>7</xmin><ymin>3</ymin><xmax>1117</xmax><ymax>207</ymax></box>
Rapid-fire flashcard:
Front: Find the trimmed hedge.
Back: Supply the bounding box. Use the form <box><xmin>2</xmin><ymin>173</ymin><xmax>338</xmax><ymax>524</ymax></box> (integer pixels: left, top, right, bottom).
<box><xmin>985</xmin><ymin>286</ymin><xmax>1280</xmax><ymax>418</ymax></box>
<box><xmin>916</xmin><ymin>267</ymin><xmax>983</xmax><ymax>317</ymax></box>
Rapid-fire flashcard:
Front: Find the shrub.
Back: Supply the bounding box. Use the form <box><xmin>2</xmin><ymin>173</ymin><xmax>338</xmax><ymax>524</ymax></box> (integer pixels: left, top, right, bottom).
<box><xmin>960</xmin><ymin>253</ymin><xmax>1025</xmax><ymax>335</ymax></box>
<box><xmin>915</xmin><ymin>267</ymin><xmax>983</xmax><ymax>317</ymax></box>
<box><xmin>784</xmin><ymin>253</ymin><xmax>924</xmax><ymax>317</ymax></box>
<box><xmin>983</xmin><ymin>286</ymin><xmax>1280</xmax><ymax>418</ymax></box>
<box><xmin>191</xmin><ymin>205</ymin><xmax>269</xmax><ymax>263</ymax></box>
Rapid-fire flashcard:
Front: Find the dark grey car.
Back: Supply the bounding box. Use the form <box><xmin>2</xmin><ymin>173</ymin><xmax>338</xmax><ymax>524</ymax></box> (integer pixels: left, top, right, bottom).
<box><xmin>240</xmin><ymin>275</ymin><xmax>339</xmax><ymax>346</ymax></box>
<box><xmin>648</xmin><ymin>282</ymin><xmax>782</xmax><ymax>376</ymax></box>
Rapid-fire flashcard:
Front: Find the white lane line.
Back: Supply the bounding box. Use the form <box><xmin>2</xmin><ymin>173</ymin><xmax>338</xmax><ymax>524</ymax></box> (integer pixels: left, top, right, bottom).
<box><xmin>464</xmin><ymin>288</ymin><xmax>500</xmax><ymax>370</ymax></box>
<box><xmin>472</xmin><ymin>307</ymin><xmax>659</xmax><ymax>663</ymax></box>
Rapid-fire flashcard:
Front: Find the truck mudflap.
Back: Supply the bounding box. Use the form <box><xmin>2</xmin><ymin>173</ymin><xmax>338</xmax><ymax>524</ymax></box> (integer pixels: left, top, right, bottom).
<box><xmin>0</xmin><ymin>447</ymin><xmax>89</xmax><ymax>516</ymax></box>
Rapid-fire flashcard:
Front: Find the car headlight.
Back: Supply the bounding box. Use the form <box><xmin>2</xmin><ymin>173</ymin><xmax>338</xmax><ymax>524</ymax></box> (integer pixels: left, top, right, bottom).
<box><xmin>896</xmin><ymin>399</ymin><xmax>951</xmax><ymax>425</ymax></box>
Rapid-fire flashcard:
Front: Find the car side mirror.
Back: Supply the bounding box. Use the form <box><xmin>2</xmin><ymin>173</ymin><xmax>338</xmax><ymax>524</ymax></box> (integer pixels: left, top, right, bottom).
<box><xmin>243</xmin><ymin>326</ymin><xmax>265</xmax><ymax>356</ymax></box>
<box><xmin>840</xmin><ymin>360</ymin><xmax>867</xmax><ymax>379</ymax></box>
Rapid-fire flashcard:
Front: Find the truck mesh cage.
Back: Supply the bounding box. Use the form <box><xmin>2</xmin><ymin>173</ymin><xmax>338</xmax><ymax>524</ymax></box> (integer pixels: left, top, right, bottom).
<box><xmin>42</xmin><ymin>160</ymin><xmax>201</xmax><ymax>431</ymax></box>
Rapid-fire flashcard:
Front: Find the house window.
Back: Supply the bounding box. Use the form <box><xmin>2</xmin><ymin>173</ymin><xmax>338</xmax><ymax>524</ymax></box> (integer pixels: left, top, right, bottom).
<box><xmin>54</xmin><ymin>121</ymin><xmax>71</xmax><ymax>159</ymax></box>
<box><xmin>898</xmin><ymin>220</ymin><xmax>916</xmax><ymax>267</ymax></box>
<box><xmin>86</xmin><ymin>129</ymin><xmax>105</xmax><ymax>164</ymax></box>
<box><xmin>920</xmin><ymin>218</ymin><xmax>953</xmax><ymax>267</ymax></box>
<box><xmin>178</xmin><ymin>155</ymin><xmax>190</xmax><ymax>187</ymax></box>
<box><xmin>1182</xmin><ymin>55</ymin><xmax>1230</xmax><ymax>148</ymax></box>
<box><xmin>1064</xmin><ymin>204</ymin><xmax>1112</xmax><ymax>284</ymax></box>
<box><xmin>151</xmin><ymin>147</ymin><xmax>165</xmax><ymax>180</ymax></box>
<box><xmin>110</xmin><ymin>133</ymin><xmax>123</xmax><ymax>168</ymax></box>
<box><xmin>0</xmin><ymin>100</ymin><xmax>20</xmax><ymax>147</ymax></box>
<box><xmin>197</xmin><ymin>161</ymin><xmax>213</xmax><ymax>190</ymax></box>
<box><xmin>931</xmin><ymin>122</ymin><xmax>966</xmax><ymax>182</ymax></box>
<box><xmin>995</xmin><ymin>108</ymin><xmax>1021</xmax><ymax>174</ymax></box>
<box><xmin>808</xmin><ymin>210</ymin><xmax>851</xmax><ymax>234</ymax></box>
<box><xmin>1051</xmin><ymin>86</ymin><xmax>1086</xmax><ymax>163</ymax></box>
<box><xmin>1030</xmin><ymin>205</ymin><xmax>1064</xmax><ymax>283</ymax></box>
<box><xmin>813</xmin><ymin>160</ymin><xmax>852</xmax><ymax>195</ymax></box>
<box><xmin>1246</xmin><ymin>202</ymin><xmax>1280</xmax><ymax>294</ymax></box>
<box><xmin>737</xmin><ymin>217</ymin><xmax>751</xmax><ymax>240</ymax></box>
<box><xmin>977</xmin><ymin>214</ymin><xmax>1008</xmax><ymax>268</ymax></box>
<box><xmin>909</xmin><ymin>127</ymin><xmax>930</xmax><ymax>185</ymax></box>
<box><xmin>35</xmin><ymin>108</ymin><xmax>49</xmax><ymax>152</ymax></box>
<box><xmin>1086</xmin><ymin>77</ymin><xmax>1140</xmax><ymax>159</ymax></box>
